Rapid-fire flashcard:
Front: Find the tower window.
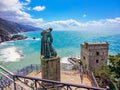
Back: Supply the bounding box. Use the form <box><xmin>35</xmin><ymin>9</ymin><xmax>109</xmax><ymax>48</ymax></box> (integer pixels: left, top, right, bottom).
<box><xmin>96</xmin><ymin>59</ymin><xmax>99</xmax><ymax>63</ymax></box>
<box><xmin>96</xmin><ymin>52</ymin><xmax>99</xmax><ymax>55</ymax></box>
<box><xmin>83</xmin><ymin>56</ymin><xmax>86</xmax><ymax>60</ymax></box>
<box><xmin>103</xmin><ymin>52</ymin><xmax>104</xmax><ymax>55</ymax></box>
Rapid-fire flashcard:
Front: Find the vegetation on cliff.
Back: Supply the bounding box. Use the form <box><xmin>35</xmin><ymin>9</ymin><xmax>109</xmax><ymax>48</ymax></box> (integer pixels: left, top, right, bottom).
<box><xmin>94</xmin><ymin>53</ymin><xmax>120</xmax><ymax>90</ymax></box>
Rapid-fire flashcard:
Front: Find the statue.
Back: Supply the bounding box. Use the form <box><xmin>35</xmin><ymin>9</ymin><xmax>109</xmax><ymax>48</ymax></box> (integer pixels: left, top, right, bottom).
<box><xmin>41</xmin><ymin>28</ymin><xmax>57</xmax><ymax>58</ymax></box>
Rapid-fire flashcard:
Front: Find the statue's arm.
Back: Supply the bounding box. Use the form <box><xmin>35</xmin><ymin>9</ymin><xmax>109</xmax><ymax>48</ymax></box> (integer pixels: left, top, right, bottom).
<box><xmin>49</xmin><ymin>33</ymin><xmax>53</xmax><ymax>42</ymax></box>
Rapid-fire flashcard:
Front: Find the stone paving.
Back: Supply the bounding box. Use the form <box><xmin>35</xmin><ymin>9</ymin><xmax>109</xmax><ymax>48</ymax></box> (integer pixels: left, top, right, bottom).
<box><xmin>27</xmin><ymin>70</ymin><xmax>92</xmax><ymax>86</ymax></box>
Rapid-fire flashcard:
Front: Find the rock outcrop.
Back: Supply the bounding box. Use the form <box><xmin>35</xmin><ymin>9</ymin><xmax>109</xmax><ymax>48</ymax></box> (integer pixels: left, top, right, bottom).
<box><xmin>0</xmin><ymin>28</ymin><xmax>28</xmax><ymax>43</ymax></box>
<box><xmin>11</xmin><ymin>35</ymin><xmax>27</xmax><ymax>41</ymax></box>
<box><xmin>0</xmin><ymin>28</ymin><xmax>11</xmax><ymax>43</ymax></box>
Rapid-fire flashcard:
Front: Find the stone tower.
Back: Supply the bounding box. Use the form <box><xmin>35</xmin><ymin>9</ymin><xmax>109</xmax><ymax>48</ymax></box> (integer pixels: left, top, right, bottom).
<box><xmin>81</xmin><ymin>42</ymin><xmax>109</xmax><ymax>72</ymax></box>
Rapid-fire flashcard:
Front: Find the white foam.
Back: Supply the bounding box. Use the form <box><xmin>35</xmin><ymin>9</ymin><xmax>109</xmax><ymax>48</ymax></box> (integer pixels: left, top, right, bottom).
<box><xmin>0</xmin><ymin>47</ymin><xmax>24</xmax><ymax>62</ymax></box>
<box><xmin>0</xmin><ymin>42</ymin><xmax>7</xmax><ymax>45</ymax></box>
<box><xmin>26</xmin><ymin>38</ymin><xmax>41</xmax><ymax>41</ymax></box>
<box><xmin>35</xmin><ymin>38</ymin><xmax>40</xmax><ymax>41</ymax></box>
<box><xmin>61</xmin><ymin>57</ymin><xmax>70</xmax><ymax>64</ymax></box>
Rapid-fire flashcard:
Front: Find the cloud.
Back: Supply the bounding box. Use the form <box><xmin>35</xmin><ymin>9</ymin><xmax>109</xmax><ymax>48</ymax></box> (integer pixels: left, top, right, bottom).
<box><xmin>33</xmin><ymin>6</ymin><xmax>46</xmax><ymax>11</ymax></box>
<box><xmin>83</xmin><ymin>14</ymin><xmax>87</xmax><ymax>18</ymax></box>
<box><xmin>0</xmin><ymin>0</ymin><xmax>44</xmax><ymax>26</ymax></box>
<box><xmin>27</xmin><ymin>7</ymin><xmax>31</xmax><ymax>10</ymax></box>
<box><xmin>26</xmin><ymin>0</ymin><xmax>31</xmax><ymax>3</ymax></box>
<box><xmin>40</xmin><ymin>17</ymin><xmax>120</xmax><ymax>30</ymax></box>
<box><xmin>22</xmin><ymin>0</ymin><xmax>31</xmax><ymax>5</ymax></box>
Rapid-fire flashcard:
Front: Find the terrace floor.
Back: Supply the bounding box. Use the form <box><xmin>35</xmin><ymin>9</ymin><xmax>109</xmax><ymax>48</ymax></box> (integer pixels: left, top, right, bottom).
<box><xmin>27</xmin><ymin>70</ymin><xmax>92</xmax><ymax>86</ymax></box>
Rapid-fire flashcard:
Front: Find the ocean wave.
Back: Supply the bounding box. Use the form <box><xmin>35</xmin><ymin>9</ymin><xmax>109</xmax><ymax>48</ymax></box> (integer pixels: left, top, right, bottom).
<box><xmin>61</xmin><ymin>57</ymin><xmax>71</xmax><ymax>64</ymax></box>
<box><xmin>0</xmin><ymin>47</ymin><xmax>24</xmax><ymax>62</ymax></box>
<box><xmin>0</xmin><ymin>42</ymin><xmax>8</xmax><ymax>45</ymax></box>
<box><xmin>26</xmin><ymin>38</ymin><xmax>41</xmax><ymax>41</ymax></box>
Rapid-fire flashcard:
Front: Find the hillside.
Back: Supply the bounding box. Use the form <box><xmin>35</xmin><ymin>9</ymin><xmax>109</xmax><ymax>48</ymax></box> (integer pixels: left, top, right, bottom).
<box><xmin>0</xmin><ymin>18</ymin><xmax>42</xmax><ymax>34</ymax></box>
<box><xmin>0</xmin><ymin>18</ymin><xmax>42</xmax><ymax>43</ymax></box>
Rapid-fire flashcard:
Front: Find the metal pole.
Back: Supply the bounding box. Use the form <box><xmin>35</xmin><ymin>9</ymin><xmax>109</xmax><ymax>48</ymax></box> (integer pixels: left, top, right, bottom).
<box><xmin>13</xmin><ymin>76</ymin><xmax>16</xmax><ymax>90</ymax></box>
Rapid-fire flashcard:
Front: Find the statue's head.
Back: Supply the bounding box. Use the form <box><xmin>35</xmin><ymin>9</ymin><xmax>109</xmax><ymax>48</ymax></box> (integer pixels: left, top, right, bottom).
<box><xmin>41</xmin><ymin>28</ymin><xmax>53</xmax><ymax>37</ymax></box>
<box><xmin>49</xmin><ymin>28</ymin><xmax>52</xmax><ymax>32</ymax></box>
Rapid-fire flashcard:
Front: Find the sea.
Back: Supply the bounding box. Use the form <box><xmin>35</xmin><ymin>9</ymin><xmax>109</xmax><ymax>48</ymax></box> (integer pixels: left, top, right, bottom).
<box><xmin>0</xmin><ymin>30</ymin><xmax>120</xmax><ymax>72</ymax></box>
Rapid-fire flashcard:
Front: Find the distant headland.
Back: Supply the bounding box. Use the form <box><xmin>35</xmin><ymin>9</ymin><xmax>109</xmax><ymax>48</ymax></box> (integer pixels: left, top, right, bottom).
<box><xmin>0</xmin><ymin>18</ymin><xmax>42</xmax><ymax>43</ymax></box>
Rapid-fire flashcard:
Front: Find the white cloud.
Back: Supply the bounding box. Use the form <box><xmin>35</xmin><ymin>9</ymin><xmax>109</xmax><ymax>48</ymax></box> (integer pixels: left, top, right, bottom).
<box><xmin>22</xmin><ymin>0</ymin><xmax>31</xmax><ymax>5</ymax></box>
<box><xmin>27</xmin><ymin>7</ymin><xmax>31</xmax><ymax>10</ymax></box>
<box><xmin>0</xmin><ymin>0</ymin><xmax>23</xmax><ymax>11</ymax></box>
<box><xmin>33</xmin><ymin>6</ymin><xmax>46</xmax><ymax>11</ymax></box>
<box><xmin>40</xmin><ymin>17</ymin><xmax>120</xmax><ymax>31</ymax></box>
<box><xmin>0</xmin><ymin>0</ymin><xmax>44</xmax><ymax>26</ymax></box>
<box><xmin>83</xmin><ymin>14</ymin><xmax>87</xmax><ymax>18</ymax></box>
<box><xmin>26</xmin><ymin>0</ymin><xmax>31</xmax><ymax>3</ymax></box>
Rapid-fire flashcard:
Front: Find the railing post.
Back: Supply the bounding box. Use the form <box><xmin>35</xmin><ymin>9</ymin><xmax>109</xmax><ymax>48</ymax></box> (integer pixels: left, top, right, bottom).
<box><xmin>35</xmin><ymin>80</ymin><xmax>37</xmax><ymax>89</ymax></box>
<box><xmin>13</xmin><ymin>76</ymin><xmax>16</xmax><ymax>90</ymax></box>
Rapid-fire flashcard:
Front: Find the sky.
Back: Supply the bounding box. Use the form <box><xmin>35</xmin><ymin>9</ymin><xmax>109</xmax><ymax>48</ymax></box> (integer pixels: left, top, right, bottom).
<box><xmin>0</xmin><ymin>0</ymin><xmax>120</xmax><ymax>30</ymax></box>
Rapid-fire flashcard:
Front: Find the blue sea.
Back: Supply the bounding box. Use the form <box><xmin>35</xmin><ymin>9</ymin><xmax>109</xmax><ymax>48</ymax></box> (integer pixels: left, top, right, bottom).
<box><xmin>0</xmin><ymin>30</ymin><xmax>120</xmax><ymax>72</ymax></box>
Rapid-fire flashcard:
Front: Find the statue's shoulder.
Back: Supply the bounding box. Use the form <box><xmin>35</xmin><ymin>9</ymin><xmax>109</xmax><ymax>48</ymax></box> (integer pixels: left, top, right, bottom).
<box><xmin>41</xmin><ymin>30</ymin><xmax>46</xmax><ymax>36</ymax></box>
<box><xmin>41</xmin><ymin>28</ymin><xmax>53</xmax><ymax>36</ymax></box>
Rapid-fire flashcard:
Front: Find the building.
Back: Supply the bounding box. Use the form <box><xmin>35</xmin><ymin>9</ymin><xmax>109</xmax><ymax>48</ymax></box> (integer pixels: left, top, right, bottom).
<box><xmin>81</xmin><ymin>42</ymin><xmax>109</xmax><ymax>72</ymax></box>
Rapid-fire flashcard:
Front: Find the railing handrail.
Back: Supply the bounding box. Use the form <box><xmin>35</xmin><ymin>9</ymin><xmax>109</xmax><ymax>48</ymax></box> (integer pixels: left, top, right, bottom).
<box><xmin>91</xmin><ymin>72</ymin><xmax>99</xmax><ymax>87</ymax></box>
<box><xmin>0</xmin><ymin>66</ymin><xmax>14</xmax><ymax>76</ymax></box>
<box><xmin>0</xmin><ymin>71</ymin><xmax>13</xmax><ymax>81</ymax></box>
<box><xmin>0</xmin><ymin>71</ymin><xmax>27</xmax><ymax>90</ymax></box>
<box><xmin>14</xmin><ymin>74</ymin><xmax>107</xmax><ymax>90</ymax></box>
<box><xmin>0</xmin><ymin>65</ymin><xmax>28</xmax><ymax>90</ymax></box>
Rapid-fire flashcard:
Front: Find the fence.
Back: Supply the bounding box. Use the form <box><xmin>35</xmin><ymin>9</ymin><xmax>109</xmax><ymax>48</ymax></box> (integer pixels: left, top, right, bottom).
<box><xmin>14</xmin><ymin>74</ymin><xmax>107</xmax><ymax>90</ymax></box>
<box><xmin>0</xmin><ymin>64</ymin><xmax>40</xmax><ymax>89</ymax></box>
<box><xmin>0</xmin><ymin>64</ymin><xmax>109</xmax><ymax>90</ymax></box>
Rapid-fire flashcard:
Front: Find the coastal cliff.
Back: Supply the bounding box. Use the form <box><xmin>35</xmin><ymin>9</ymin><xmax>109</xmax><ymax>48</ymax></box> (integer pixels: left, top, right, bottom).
<box><xmin>0</xmin><ymin>28</ymin><xmax>27</xmax><ymax>43</ymax></box>
<box><xmin>0</xmin><ymin>18</ymin><xmax>42</xmax><ymax>34</ymax></box>
<box><xmin>0</xmin><ymin>18</ymin><xmax>42</xmax><ymax>43</ymax></box>
<box><xmin>0</xmin><ymin>28</ymin><xmax>11</xmax><ymax>42</ymax></box>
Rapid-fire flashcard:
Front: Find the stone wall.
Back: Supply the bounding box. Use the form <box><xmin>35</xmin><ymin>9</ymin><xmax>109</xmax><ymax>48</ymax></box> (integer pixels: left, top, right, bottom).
<box><xmin>41</xmin><ymin>56</ymin><xmax>60</xmax><ymax>81</ymax></box>
<box><xmin>81</xmin><ymin>42</ymin><xmax>109</xmax><ymax>72</ymax></box>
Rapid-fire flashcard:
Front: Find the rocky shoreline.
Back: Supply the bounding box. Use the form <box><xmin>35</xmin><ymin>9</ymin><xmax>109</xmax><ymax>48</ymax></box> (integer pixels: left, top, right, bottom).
<box><xmin>0</xmin><ymin>28</ymin><xmax>27</xmax><ymax>43</ymax></box>
<box><xmin>0</xmin><ymin>18</ymin><xmax>43</xmax><ymax>43</ymax></box>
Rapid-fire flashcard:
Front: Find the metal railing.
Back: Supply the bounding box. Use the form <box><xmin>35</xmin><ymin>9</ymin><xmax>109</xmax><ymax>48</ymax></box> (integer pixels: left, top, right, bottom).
<box><xmin>0</xmin><ymin>64</ymin><xmax>40</xmax><ymax>90</ymax></box>
<box><xmin>0</xmin><ymin>65</ymin><xmax>26</xmax><ymax>90</ymax></box>
<box><xmin>0</xmin><ymin>65</ymin><xmax>109</xmax><ymax>90</ymax></box>
<box><xmin>14</xmin><ymin>74</ymin><xmax>108</xmax><ymax>90</ymax></box>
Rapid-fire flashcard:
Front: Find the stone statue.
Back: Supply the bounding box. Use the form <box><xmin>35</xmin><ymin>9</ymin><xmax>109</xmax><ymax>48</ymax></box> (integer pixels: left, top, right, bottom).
<box><xmin>41</xmin><ymin>28</ymin><xmax>57</xmax><ymax>58</ymax></box>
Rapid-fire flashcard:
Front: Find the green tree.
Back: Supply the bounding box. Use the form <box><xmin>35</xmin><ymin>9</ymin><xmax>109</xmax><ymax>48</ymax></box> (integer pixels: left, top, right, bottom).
<box><xmin>94</xmin><ymin>66</ymin><xmax>116</xmax><ymax>89</ymax></box>
<box><xmin>108</xmin><ymin>54</ymin><xmax>120</xmax><ymax>79</ymax></box>
<box><xmin>94</xmin><ymin>53</ymin><xmax>120</xmax><ymax>90</ymax></box>
<box><xmin>108</xmin><ymin>53</ymin><xmax>120</xmax><ymax>89</ymax></box>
